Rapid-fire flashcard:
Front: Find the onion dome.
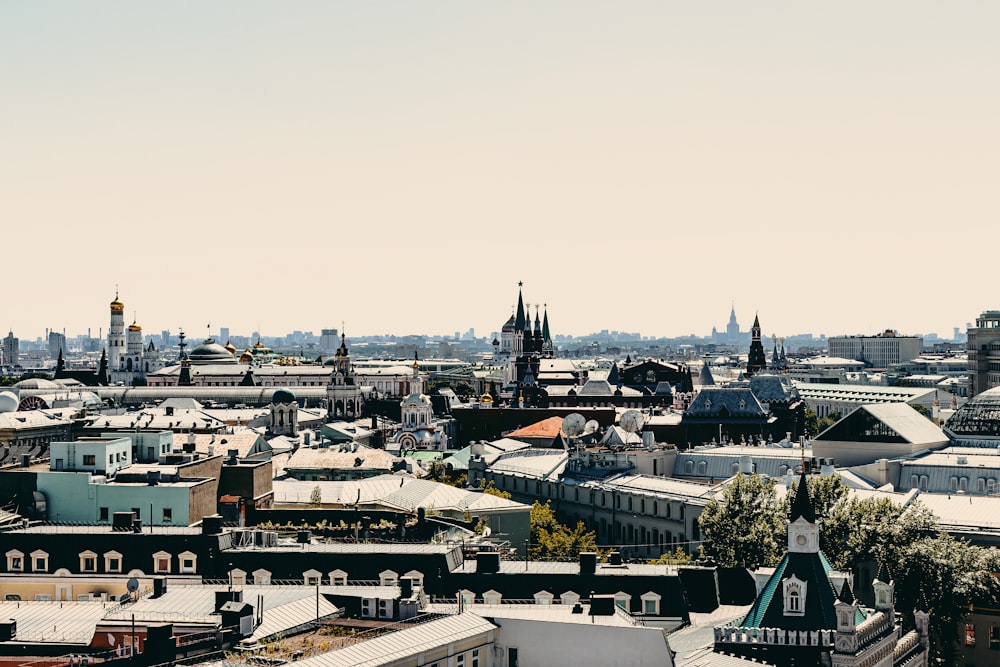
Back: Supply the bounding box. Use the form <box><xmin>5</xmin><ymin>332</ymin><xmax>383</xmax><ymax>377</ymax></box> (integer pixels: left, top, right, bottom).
<box><xmin>224</xmin><ymin>339</ymin><xmax>237</xmax><ymax>355</ymax></box>
<box><xmin>239</xmin><ymin>349</ymin><xmax>255</xmax><ymax>363</ymax></box>
<box><xmin>128</xmin><ymin>322</ymin><xmax>142</xmax><ymax>332</ymax></box>
<box><xmin>110</xmin><ymin>296</ymin><xmax>124</xmax><ymax>312</ymax></box>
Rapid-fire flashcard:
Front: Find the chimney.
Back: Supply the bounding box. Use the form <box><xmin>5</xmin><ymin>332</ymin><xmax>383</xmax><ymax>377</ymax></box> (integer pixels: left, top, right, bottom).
<box><xmin>227</xmin><ymin>449</ymin><xmax>238</xmax><ymax>464</ymax></box>
<box><xmin>579</xmin><ymin>552</ymin><xmax>597</xmax><ymax>575</ymax></box>
<box><xmin>147</xmin><ymin>470</ymin><xmax>161</xmax><ymax>486</ymax></box>
<box><xmin>476</xmin><ymin>552</ymin><xmax>501</xmax><ymax>574</ymax></box>
<box><xmin>183</xmin><ymin>433</ymin><xmax>196</xmax><ymax>453</ymax></box>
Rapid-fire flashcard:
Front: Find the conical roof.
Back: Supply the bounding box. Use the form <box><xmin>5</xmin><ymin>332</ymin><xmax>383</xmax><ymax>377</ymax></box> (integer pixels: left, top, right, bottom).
<box><xmin>789</xmin><ymin>472</ymin><xmax>816</xmax><ymax>523</ymax></box>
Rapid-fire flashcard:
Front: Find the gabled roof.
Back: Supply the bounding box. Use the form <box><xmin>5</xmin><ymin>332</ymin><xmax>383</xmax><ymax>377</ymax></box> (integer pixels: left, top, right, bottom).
<box><xmin>507</xmin><ymin>416</ymin><xmax>565</xmax><ymax>440</ymax></box>
<box><xmin>815</xmin><ymin>403</ymin><xmax>947</xmax><ymax>446</ymax></box>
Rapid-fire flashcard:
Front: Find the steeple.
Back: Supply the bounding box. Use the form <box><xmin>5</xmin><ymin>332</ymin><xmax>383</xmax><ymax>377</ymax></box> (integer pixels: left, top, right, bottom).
<box><xmin>541</xmin><ymin>304</ymin><xmax>551</xmax><ymax>352</ymax></box>
<box><xmin>514</xmin><ymin>282</ymin><xmax>526</xmax><ymax>331</ymax></box>
<box><xmin>789</xmin><ymin>472</ymin><xmax>816</xmax><ymax>523</ymax></box>
<box><xmin>746</xmin><ymin>312</ymin><xmax>767</xmax><ymax>377</ymax></box>
<box><xmin>788</xmin><ymin>472</ymin><xmax>819</xmax><ymax>553</ymax></box>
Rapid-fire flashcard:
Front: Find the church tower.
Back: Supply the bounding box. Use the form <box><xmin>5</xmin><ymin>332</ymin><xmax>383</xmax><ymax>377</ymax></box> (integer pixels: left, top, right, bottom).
<box><xmin>746</xmin><ymin>313</ymin><xmax>768</xmax><ymax>376</ymax></box>
<box><xmin>327</xmin><ymin>333</ymin><xmax>363</xmax><ymax>420</ymax></box>
<box><xmin>108</xmin><ymin>289</ymin><xmax>126</xmax><ymax>372</ymax></box>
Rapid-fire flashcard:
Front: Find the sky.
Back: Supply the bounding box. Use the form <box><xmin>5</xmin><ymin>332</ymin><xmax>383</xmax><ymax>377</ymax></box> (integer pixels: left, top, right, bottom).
<box><xmin>3</xmin><ymin>2</ymin><xmax>998</xmax><ymax>342</ymax></box>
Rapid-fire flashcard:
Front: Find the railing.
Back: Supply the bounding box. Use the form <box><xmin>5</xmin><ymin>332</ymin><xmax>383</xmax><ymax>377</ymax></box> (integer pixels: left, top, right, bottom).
<box><xmin>714</xmin><ymin>626</ymin><xmax>835</xmax><ymax>648</ymax></box>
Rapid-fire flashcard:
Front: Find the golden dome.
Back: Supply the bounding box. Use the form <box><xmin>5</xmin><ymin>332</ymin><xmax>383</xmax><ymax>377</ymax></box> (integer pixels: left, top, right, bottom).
<box><xmin>224</xmin><ymin>339</ymin><xmax>237</xmax><ymax>355</ymax></box>
<box><xmin>128</xmin><ymin>322</ymin><xmax>142</xmax><ymax>332</ymax></box>
<box><xmin>239</xmin><ymin>350</ymin><xmax>254</xmax><ymax>363</ymax></box>
<box><xmin>480</xmin><ymin>393</ymin><xmax>494</xmax><ymax>404</ymax></box>
<box><xmin>110</xmin><ymin>298</ymin><xmax>124</xmax><ymax>312</ymax></box>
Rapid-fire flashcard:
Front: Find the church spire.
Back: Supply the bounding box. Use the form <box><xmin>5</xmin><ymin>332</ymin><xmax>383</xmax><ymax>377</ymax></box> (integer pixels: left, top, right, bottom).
<box><xmin>514</xmin><ymin>282</ymin><xmax>526</xmax><ymax>331</ymax></box>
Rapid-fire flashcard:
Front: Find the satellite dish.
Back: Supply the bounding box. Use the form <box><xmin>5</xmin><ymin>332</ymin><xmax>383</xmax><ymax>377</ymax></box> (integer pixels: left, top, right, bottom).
<box><xmin>562</xmin><ymin>413</ymin><xmax>586</xmax><ymax>438</ymax></box>
<box><xmin>126</xmin><ymin>577</ymin><xmax>139</xmax><ymax>592</ymax></box>
<box><xmin>583</xmin><ymin>419</ymin><xmax>600</xmax><ymax>434</ymax></box>
<box><xmin>620</xmin><ymin>410</ymin><xmax>645</xmax><ymax>434</ymax></box>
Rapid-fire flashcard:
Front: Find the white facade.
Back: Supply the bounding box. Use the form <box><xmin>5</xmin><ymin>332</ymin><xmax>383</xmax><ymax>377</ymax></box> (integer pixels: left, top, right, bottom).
<box><xmin>828</xmin><ymin>331</ymin><xmax>923</xmax><ymax>369</ymax></box>
<box><xmin>49</xmin><ymin>437</ymin><xmax>132</xmax><ymax>475</ymax></box>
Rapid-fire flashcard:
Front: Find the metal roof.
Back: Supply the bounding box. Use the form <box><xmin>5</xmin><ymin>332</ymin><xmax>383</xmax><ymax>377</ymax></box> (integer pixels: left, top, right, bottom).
<box><xmin>293</xmin><ymin>612</ymin><xmax>497</xmax><ymax>667</ymax></box>
<box><xmin>0</xmin><ymin>600</ymin><xmax>107</xmax><ymax>644</ymax></box>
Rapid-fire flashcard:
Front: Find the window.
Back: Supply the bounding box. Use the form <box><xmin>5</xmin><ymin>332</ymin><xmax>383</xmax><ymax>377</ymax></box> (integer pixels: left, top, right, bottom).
<box><xmin>783</xmin><ymin>577</ymin><xmax>806</xmax><ymax>616</ymax></box>
<box><xmin>967</xmin><ymin>623</ymin><xmax>976</xmax><ymax>646</ymax></box>
<box><xmin>105</xmin><ymin>551</ymin><xmax>122</xmax><ymax>573</ymax></box>
<box><xmin>99</xmin><ymin>507</ymin><xmax>109</xmax><ymax>522</ymax></box>
<box><xmin>456</xmin><ymin>655</ymin><xmax>465</xmax><ymax>667</ymax></box>
<box><xmin>472</xmin><ymin>648</ymin><xmax>480</xmax><ymax>667</ymax></box>
<box><xmin>179</xmin><ymin>551</ymin><xmax>196</xmax><ymax>574</ymax></box>
<box><xmin>162</xmin><ymin>508</ymin><xmax>173</xmax><ymax>523</ymax></box>
<box><xmin>989</xmin><ymin>624</ymin><xmax>1000</xmax><ymax>648</ymax></box>
<box><xmin>6</xmin><ymin>550</ymin><xmax>23</xmax><ymax>572</ymax></box>
<box><xmin>614</xmin><ymin>592</ymin><xmax>630</xmax><ymax>610</ymax></box>
<box><xmin>83</xmin><ymin>454</ymin><xmax>96</xmax><ymax>466</ymax></box>
<box><xmin>31</xmin><ymin>550</ymin><xmax>48</xmax><ymax>573</ymax></box>
<box><xmin>153</xmin><ymin>551</ymin><xmax>171</xmax><ymax>574</ymax></box>
<box><xmin>79</xmin><ymin>551</ymin><xmax>98</xmax><ymax>573</ymax></box>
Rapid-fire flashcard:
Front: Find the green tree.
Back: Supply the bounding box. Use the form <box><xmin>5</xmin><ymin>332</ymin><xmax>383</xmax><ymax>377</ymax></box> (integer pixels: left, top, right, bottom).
<box><xmin>528</xmin><ymin>500</ymin><xmax>598</xmax><ymax>561</ymax></box>
<box><xmin>697</xmin><ymin>473</ymin><xmax>785</xmax><ymax>569</ymax></box>
<box><xmin>895</xmin><ymin>533</ymin><xmax>1000</xmax><ymax>664</ymax></box>
<box><xmin>480</xmin><ymin>479</ymin><xmax>512</xmax><ymax>499</ymax></box>
<box><xmin>804</xmin><ymin>407</ymin><xmax>840</xmax><ymax>436</ymax></box>
<box><xmin>309</xmin><ymin>485</ymin><xmax>322</xmax><ymax>507</ymax></box>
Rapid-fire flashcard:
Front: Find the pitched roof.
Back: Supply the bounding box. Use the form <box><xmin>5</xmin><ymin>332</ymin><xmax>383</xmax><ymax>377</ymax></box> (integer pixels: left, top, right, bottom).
<box><xmin>507</xmin><ymin>416</ymin><xmax>564</xmax><ymax>440</ymax></box>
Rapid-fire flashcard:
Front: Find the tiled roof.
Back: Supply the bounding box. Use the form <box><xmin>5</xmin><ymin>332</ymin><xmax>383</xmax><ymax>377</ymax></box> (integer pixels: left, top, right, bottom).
<box><xmin>507</xmin><ymin>416</ymin><xmax>565</xmax><ymax>439</ymax></box>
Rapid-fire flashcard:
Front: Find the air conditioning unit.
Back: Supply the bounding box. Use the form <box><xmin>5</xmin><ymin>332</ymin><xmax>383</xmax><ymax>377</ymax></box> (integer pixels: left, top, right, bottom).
<box><xmin>378</xmin><ymin>599</ymin><xmax>393</xmax><ymax>619</ymax></box>
<box><xmin>361</xmin><ymin>598</ymin><xmax>376</xmax><ymax>619</ymax></box>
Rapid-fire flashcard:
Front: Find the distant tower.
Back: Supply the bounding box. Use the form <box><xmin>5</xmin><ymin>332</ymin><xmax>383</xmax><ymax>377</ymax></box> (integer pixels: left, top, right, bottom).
<box><xmin>2</xmin><ymin>331</ymin><xmax>19</xmax><ymax>367</ymax></box>
<box><xmin>542</xmin><ymin>305</ymin><xmax>553</xmax><ymax>356</ymax></box>
<box><xmin>125</xmin><ymin>319</ymin><xmax>143</xmax><ymax>373</ymax></box>
<box><xmin>746</xmin><ymin>313</ymin><xmax>767</xmax><ymax>376</ymax></box>
<box><xmin>326</xmin><ymin>333</ymin><xmax>363</xmax><ymax>420</ymax></box>
<box><xmin>108</xmin><ymin>289</ymin><xmax>126</xmax><ymax>372</ymax></box>
<box><xmin>726</xmin><ymin>303</ymin><xmax>741</xmax><ymax>345</ymax></box>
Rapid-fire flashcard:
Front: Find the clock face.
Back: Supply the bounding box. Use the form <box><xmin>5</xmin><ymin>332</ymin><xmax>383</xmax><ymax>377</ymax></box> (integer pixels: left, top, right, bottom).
<box><xmin>796</xmin><ymin>534</ymin><xmax>807</xmax><ymax>546</ymax></box>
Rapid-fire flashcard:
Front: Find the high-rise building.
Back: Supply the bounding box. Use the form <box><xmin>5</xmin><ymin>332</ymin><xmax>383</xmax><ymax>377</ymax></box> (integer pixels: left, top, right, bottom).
<box><xmin>3</xmin><ymin>331</ymin><xmax>18</xmax><ymax>367</ymax></box>
<box><xmin>967</xmin><ymin>311</ymin><xmax>1000</xmax><ymax>397</ymax></box>
<box><xmin>47</xmin><ymin>331</ymin><xmax>66</xmax><ymax>359</ymax></box>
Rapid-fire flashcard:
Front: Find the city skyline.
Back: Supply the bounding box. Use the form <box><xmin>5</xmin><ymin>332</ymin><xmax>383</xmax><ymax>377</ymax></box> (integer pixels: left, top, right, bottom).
<box><xmin>4</xmin><ymin>2</ymin><xmax>997</xmax><ymax>341</ymax></box>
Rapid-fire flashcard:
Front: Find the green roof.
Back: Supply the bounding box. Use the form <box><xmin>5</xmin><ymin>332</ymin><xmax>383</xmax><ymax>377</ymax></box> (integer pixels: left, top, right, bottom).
<box><xmin>740</xmin><ymin>550</ymin><xmax>865</xmax><ymax>631</ymax></box>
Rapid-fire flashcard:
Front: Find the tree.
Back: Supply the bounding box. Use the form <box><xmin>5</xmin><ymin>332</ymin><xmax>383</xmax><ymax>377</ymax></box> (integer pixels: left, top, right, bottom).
<box><xmin>697</xmin><ymin>473</ymin><xmax>785</xmax><ymax>569</ymax></box>
<box><xmin>895</xmin><ymin>533</ymin><xmax>1000</xmax><ymax>664</ymax></box>
<box><xmin>480</xmin><ymin>479</ymin><xmax>511</xmax><ymax>499</ymax></box>
<box><xmin>426</xmin><ymin>460</ymin><xmax>467</xmax><ymax>488</ymax></box>
<box><xmin>309</xmin><ymin>485</ymin><xmax>322</xmax><ymax>507</ymax></box>
<box><xmin>804</xmin><ymin>407</ymin><xmax>840</xmax><ymax>436</ymax></box>
<box><xmin>528</xmin><ymin>500</ymin><xmax>598</xmax><ymax>561</ymax></box>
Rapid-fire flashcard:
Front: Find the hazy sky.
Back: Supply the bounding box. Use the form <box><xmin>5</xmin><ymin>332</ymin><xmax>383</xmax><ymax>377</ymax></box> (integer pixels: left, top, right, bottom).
<box><xmin>4</xmin><ymin>2</ymin><xmax>998</xmax><ymax>342</ymax></box>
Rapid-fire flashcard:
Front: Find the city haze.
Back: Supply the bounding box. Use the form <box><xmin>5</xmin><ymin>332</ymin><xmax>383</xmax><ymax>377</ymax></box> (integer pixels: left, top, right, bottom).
<box><xmin>3</xmin><ymin>2</ymin><xmax>997</xmax><ymax>340</ymax></box>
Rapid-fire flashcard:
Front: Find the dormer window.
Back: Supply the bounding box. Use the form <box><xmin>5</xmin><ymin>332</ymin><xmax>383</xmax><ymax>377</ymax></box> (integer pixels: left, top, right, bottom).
<box><xmin>6</xmin><ymin>550</ymin><xmax>23</xmax><ymax>572</ymax></box>
<box><xmin>783</xmin><ymin>576</ymin><xmax>807</xmax><ymax>616</ymax></box>
<box><xmin>79</xmin><ymin>550</ymin><xmax>98</xmax><ymax>573</ymax></box>
<box><xmin>31</xmin><ymin>550</ymin><xmax>49</xmax><ymax>573</ymax></box>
